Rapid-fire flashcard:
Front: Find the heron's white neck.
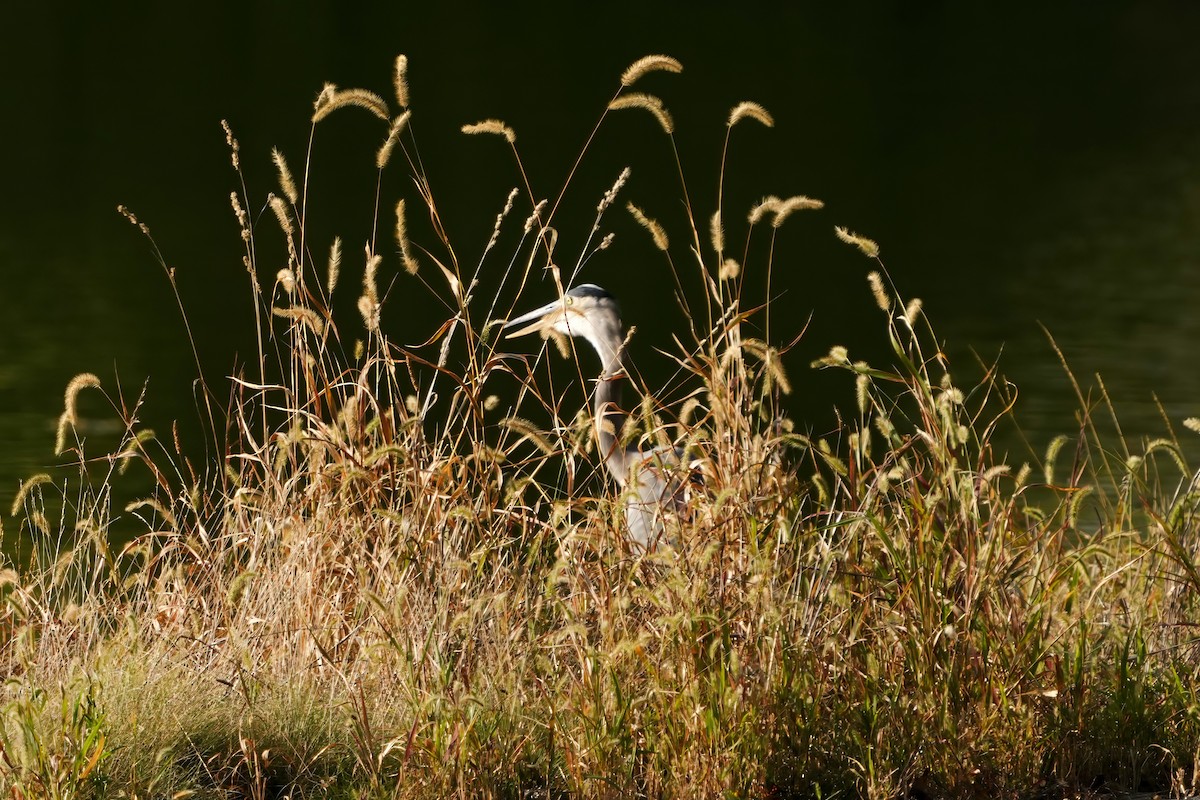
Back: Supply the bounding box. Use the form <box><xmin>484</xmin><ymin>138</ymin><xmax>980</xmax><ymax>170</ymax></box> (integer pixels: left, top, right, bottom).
<box><xmin>581</xmin><ymin>322</ymin><xmax>633</xmax><ymax>484</ymax></box>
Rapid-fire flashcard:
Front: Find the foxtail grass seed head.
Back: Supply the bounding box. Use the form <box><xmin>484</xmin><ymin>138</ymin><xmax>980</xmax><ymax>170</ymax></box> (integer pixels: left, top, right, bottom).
<box><xmin>867</xmin><ymin>271</ymin><xmax>891</xmax><ymax>312</ymax></box>
<box><xmin>268</xmin><ymin>194</ymin><xmax>293</xmax><ymax>237</ymax></box>
<box><xmin>461</xmin><ymin>119</ymin><xmax>516</xmax><ymax>144</ymax></box>
<box><xmin>395</xmin><ymin>199</ymin><xmax>418</xmax><ymax>274</ymax></box>
<box><xmin>626</xmin><ymin>203</ymin><xmax>669</xmax><ymax>250</ymax></box>
<box><xmin>772</xmin><ymin>195</ymin><xmax>824</xmax><ymax>227</ymax></box>
<box><xmin>327</xmin><ymin>236</ymin><xmax>342</xmax><ymax>295</ymax></box>
<box><xmin>523</xmin><ymin>199</ymin><xmax>548</xmax><ymax>234</ymax></box>
<box><xmin>221</xmin><ymin>119</ymin><xmax>241</xmax><ymax>169</ymax></box>
<box><xmin>719</xmin><ymin>258</ymin><xmax>740</xmax><ymax>280</ymax></box>
<box><xmin>376</xmin><ymin>111</ymin><xmax>411</xmax><ymax>169</ymax></box>
<box><xmin>271</xmin><ymin>148</ymin><xmax>298</xmax><ymax>205</ymax></box>
<box><xmin>597</xmin><ymin>167</ymin><xmax>632</xmax><ymax>213</ymax></box>
<box><xmin>484</xmin><ymin>395</ymin><xmax>500</xmax><ymax>412</ymax></box>
<box><xmin>486</xmin><ymin>187</ymin><xmax>521</xmax><ymax>252</ymax></box>
<box><xmin>229</xmin><ymin>192</ymin><xmax>250</xmax><ymax>241</ymax></box>
<box><xmin>621</xmin><ymin>55</ymin><xmax>683</xmax><ymax>86</ymax></box>
<box><xmin>608</xmin><ymin>94</ymin><xmax>674</xmax><ymax>135</ymax></box>
<box><xmin>277</xmin><ymin>268</ymin><xmax>296</xmax><ymax>295</ymax></box>
<box><xmin>834</xmin><ymin>226</ymin><xmax>880</xmax><ymax>258</ymax></box>
<box><xmin>856</xmin><ymin>373</ymin><xmax>871</xmax><ymax>414</ymax></box>
<box><xmin>502</xmin><ymin>417</ymin><xmax>556</xmax><ymax>455</ymax></box>
<box><xmin>272</xmin><ymin>305</ymin><xmax>325</xmax><ymax>336</ymax></box>
<box><xmin>812</xmin><ymin>345</ymin><xmax>849</xmax><ymax>368</ymax></box>
<box><xmin>709</xmin><ymin>210</ymin><xmax>724</xmax><ymax>254</ymax></box>
<box><xmin>117</xmin><ymin>205</ymin><xmax>150</xmax><ymax>237</ymax></box>
<box><xmin>313</xmin><ymin>82</ymin><xmax>337</xmax><ymax>112</ymax></box>
<box><xmin>11</xmin><ymin>474</ymin><xmax>52</xmax><ymax>516</ymax></box>
<box><xmin>728</xmin><ymin>101</ymin><xmax>774</xmax><ymax>128</ymax></box>
<box><xmin>364</xmin><ymin>249</ymin><xmax>382</xmax><ymax>303</ymax></box>
<box><xmin>64</xmin><ymin>373</ymin><xmax>101</xmax><ymax>423</ymax></box>
<box><xmin>311</xmin><ymin>87</ymin><xmax>389</xmax><ymax>124</ymax></box>
<box><xmin>749</xmin><ymin>195</ymin><xmax>781</xmax><ymax>225</ymax></box>
<box><xmin>904</xmin><ymin>297</ymin><xmax>923</xmax><ymax>326</ymax></box>
<box><xmin>1044</xmin><ymin>434</ymin><xmax>1069</xmax><ymax>484</ymax></box>
<box><xmin>357</xmin><ymin>295</ymin><xmax>380</xmax><ymax>332</ymax></box>
<box><xmin>54</xmin><ymin>413</ymin><xmax>72</xmax><ymax>455</ymax></box>
<box><xmin>393</xmin><ymin>54</ymin><xmax>410</xmax><ymax>108</ymax></box>
<box><xmin>56</xmin><ymin>373</ymin><xmax>101</xmax><ymax>454</ymax></box>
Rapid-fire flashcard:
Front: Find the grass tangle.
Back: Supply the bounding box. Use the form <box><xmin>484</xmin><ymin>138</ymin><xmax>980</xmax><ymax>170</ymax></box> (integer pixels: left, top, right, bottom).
<box><xmin>4</xmin><ymin>56</ymin><xmax>1200</xmax><ymax>799</ymax></box>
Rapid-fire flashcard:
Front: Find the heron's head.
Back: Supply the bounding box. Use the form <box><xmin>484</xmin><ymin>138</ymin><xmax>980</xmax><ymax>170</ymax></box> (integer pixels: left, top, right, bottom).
<box><xmin>504</xmin><ymin>284</ymin><xmax>624</xmax><ymax>360</ymax></box>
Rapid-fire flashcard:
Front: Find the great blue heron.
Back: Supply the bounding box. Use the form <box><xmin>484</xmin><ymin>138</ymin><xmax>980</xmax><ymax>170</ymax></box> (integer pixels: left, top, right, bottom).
<box><xmin>504</xmin><ymin>284</ymin><xmax>690</xmax><ymax>548</ymax></box>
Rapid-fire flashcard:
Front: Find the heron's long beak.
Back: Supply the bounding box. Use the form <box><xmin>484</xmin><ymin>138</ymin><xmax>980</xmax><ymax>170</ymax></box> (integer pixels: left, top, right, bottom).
<box><xmin>503</xmin><ymin>299</ymin><xmax>567</xmax><ymax>339</ymax></box>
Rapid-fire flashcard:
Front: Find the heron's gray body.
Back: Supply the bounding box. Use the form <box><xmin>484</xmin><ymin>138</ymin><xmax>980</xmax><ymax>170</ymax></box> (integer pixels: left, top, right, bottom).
<box><xmin>505</xmin><ymin>284</ymin><xmax>687</xmax><ymax>548</ymax></box>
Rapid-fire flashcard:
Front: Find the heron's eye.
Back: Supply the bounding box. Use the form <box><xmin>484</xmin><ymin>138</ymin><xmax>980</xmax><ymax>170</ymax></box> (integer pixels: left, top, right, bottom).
<box><xmin>564</xmin><ymin>296</ymin><xmax>574</xmax><ymax>306</ymax></box>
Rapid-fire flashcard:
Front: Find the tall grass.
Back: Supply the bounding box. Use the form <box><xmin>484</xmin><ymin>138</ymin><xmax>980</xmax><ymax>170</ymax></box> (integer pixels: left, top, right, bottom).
<box><xmin>3</xmin><ymin>56</ymin><xmax>1200</xmax><ymax>799</ymax></box>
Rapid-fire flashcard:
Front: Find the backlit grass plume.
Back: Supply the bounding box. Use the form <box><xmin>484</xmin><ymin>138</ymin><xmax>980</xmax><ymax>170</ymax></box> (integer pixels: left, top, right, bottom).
<box><xmin>608</xmin><ymin>93</ymin><xmax>674</xmax><ymax>134</ymax></box>
<box><xmin>621</xmin><ymin>54</ymin><xmax>683</xmax><ymax>86</ymax></box>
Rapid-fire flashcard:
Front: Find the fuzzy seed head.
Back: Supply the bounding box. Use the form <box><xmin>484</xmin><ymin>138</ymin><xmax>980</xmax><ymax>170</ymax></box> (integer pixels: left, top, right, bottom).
<box><xmin>272</xmin><ymin>305</ymin><xmax>324</xmax><ymax>336</ymax></box>
<box><xmin>904</xmin><ymin>298</ymin><xmax>923</xmax><ymax>326</ymax></box>
<box><xmin>269</xmin><ymin>194</ymin><xmax>293</xmax><ymax>236</ymax></box>
<box><xmin>271</xmin><ymin>148</ymin><xmax>298</xmax><ymax>205</ymax></box>
<box><xmin>461</xmin><ymin>119</ymin><xmax>516</xmax><ymax>144</ymax></box>
<box><xmin>709</xmin><ymin>210</ymin><xmax>724</xmax><ymax>254</ymax></box>
<box><xmin>395</xmin><ymin>199</ymin><xmax>419</xmax><ymax>275</ymax></box>
<box><xmin>393</xmin><ymin>54</ymin><xmax>410</xmax><ymax>108</ymax></box>
<box><xmin>364</xmin><ymin>249</ymin><xmax>382</xmax><ymax>303</ymax></box>
<box><xmin>376</xmin><ymin>111</ymin><xmax>412</xmax><ymax>169</ymax></box>
<box><xmin>867</xmin><ymin>271</ymin><xmax>891</xmax><ymax>312</ymax></box>
<box><xmin>748</xmin><ymin>196</ymin><xmax>781</xmax><ymax>225</ymax></box>
<box><xmin>728</xmin><ymin>101</ymin><xmax>774</xmax><ymax>128</ymax></box>
<box><xmin>626</xmin><ymin>203</ymin><xmax>669</xmax><ymax>251</ymax></box>
<box><xmin>772</xmin><ymin>196</ymin><xmax>824</xmax><ymax>228</ymax></box>
<box><xmin>620</xmin><ymin>54</ymin><xmax>683</xmax><ymax>86</ymax></box>
<box><xmin>608</xmin><ymin>93</ymin><xmax>674</xmax><ymax>135</ymax></box>
<box><xmin>835</xmin><ymin>226</ymin><xmax>881</xmax><ymax>258</ymax></box>
<box><xmin>357</xmin><ymin>295</ymin><xmax>380</xmax><ymax>332</ymax></box>
<box><xmin>327</xmin><ymin>237</ymin><xmax>342</xmax><ymax>295</ymax></box>
<box><xmin>311</xmin><ymin>87</ymin><xmax>389</xmax><ymax>124</ymax></box>
<box><xmin>277</xmin><ymin>268</ymin><xmax>296</xmax><ymax>295</ymax></box>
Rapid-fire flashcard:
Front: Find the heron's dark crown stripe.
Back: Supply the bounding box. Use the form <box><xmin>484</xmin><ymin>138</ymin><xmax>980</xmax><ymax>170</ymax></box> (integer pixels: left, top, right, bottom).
<box><xmin>566</xmin><ymin>283</ymin><xmax>612</xmax><ymax>300</ymax></box>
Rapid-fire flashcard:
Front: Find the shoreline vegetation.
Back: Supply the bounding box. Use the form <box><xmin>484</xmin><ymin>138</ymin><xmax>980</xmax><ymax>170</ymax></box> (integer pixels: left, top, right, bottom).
<box><xmin>3</xmin><ymin>55</ymin><xmax>1200</xmax><ymax>799</ymax></box>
